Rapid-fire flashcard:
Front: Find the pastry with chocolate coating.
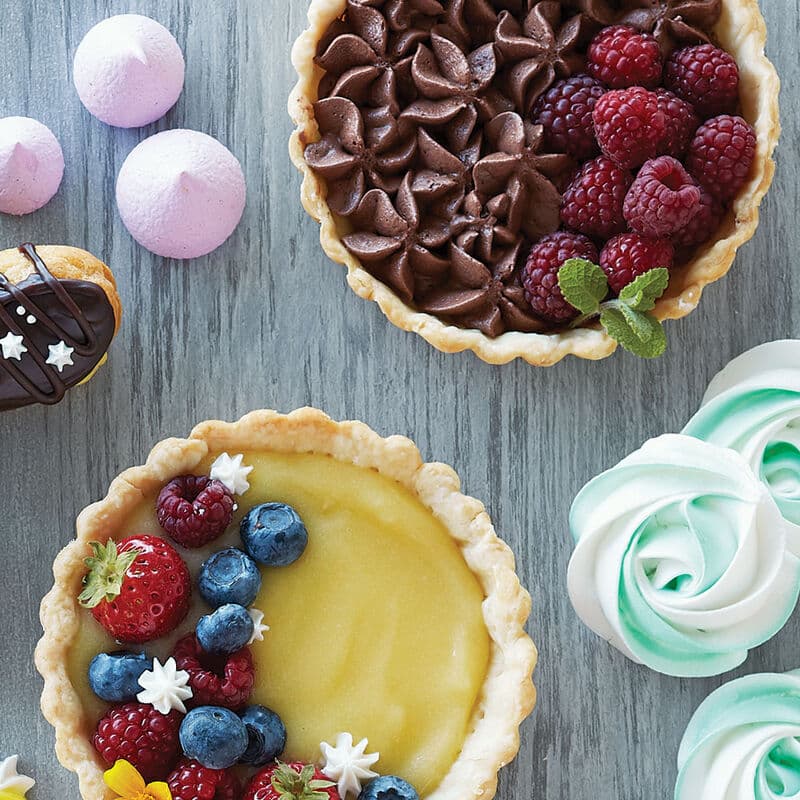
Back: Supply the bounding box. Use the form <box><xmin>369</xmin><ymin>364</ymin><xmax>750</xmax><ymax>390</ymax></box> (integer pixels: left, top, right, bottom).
<box><xmin>0</xmin><ymin>244</ymin><xmax>121</xmax><ymax>411</ymax></box>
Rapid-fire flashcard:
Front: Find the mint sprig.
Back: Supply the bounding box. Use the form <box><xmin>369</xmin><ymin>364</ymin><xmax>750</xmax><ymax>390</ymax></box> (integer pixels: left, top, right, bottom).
<box><xmin>558</xmin><ymin>260</ymin><xmax>669</xmax><ymax>359</ymax></box>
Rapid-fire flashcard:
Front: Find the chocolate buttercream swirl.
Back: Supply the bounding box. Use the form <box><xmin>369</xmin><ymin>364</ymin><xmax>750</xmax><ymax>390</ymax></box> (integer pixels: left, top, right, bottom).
<box><xmin>401</xmin><ymin>32</ymin><xmax>513</xmax><ymax>151</ymax></box>
<box><xmin>342</xmin><ymin>173</ymin><xmax>456</xmax><ymax>302</ymax></box>
<box><xmin>305</xmin><ymin>97</ymin><xmax>417</xmax><ymax>215</ymax></box>
<box><xmin>618</xmin><ymin>0</ymin><xmax>722</xmax><ymax>53</ymax></box>
<box><xmin>0</xmin><ymin>244</ymin><xmax>115</xmax><ymax>411</ymax></box>
<box><xmin>316</xmin><ymin>0</ymin><xmax>436</xmax><ymax>108</ymax></box>
<box><xmin>495</xmin><ymin>1</ymin><xmax>585</xmax><ymax>111</ymax></box>
<box><xmin>417</xmin><ymin>191</ymin><xmax>548</xmax><ymax>335</ymax></box>
<box><xmin>561</xmin><ymin>0</ymin><xmax>618</xmax><ymax>26</ymax></box>
<box><xmin>473</xmin><ymin>112</ymin><xmax>571</xmax><ymax>238</ymax></box>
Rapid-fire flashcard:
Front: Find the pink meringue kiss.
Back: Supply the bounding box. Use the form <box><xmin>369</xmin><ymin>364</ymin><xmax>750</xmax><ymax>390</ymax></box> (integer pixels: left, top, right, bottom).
<box><xmin>73</xmin><ymin>14</ymin><xmax>185</xmax><ymax>128</ymax></box>
<box><xmin>116</xmin><ymin>130</ymin><xmax>246</xmax><ymax>259</ymax></box>
<box><xmin>0</xmin><ymin>117</ymin><xmax>65</xmax><ymax>216</ymax></box>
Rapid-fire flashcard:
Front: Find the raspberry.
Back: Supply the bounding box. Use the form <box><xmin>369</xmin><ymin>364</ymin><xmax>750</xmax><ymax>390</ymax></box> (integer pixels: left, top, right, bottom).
<box><xmin>587</xmin><ymin>25</ymin><xmax>662</xmax><ymax>89</ymax></box>
<box><xmin>168</xmin><ymin>758</ymin><xmax>240</xmax><ymax>800</ymax></box>
<box><xmin>664</xmin><ymin>44</ymin><xmax>739</xmax><ymax>119</ymax></box>
<box><xmin>533</xmin><ymin>75</ymin><xmax>606</xmax><ymax>160</ymax></box>
<box><xmin>593</xmin><ymin>87</ymin><xmax>666</xmax><ymax>169</ymax></box>
<box><xmin>655</xmin><ymin>89</ymin><xmax>699</xmax><ymax>158</ymax></box>
<box><xmin>561</xmin><ymin>156</ymin><xmax>633</xmax><ymax>239</ymax></box>
<box><xmin>686</xmin><ymin>115</ymin><xmax>756</xmax><ymax>202</ymax></box>
<box><xmin>93</xmin><ymin>702</ymin><xmax>182</xmax><ymax>781</ymax></box>
<box><xmin>522</xmin><ymin>232</ymin><xmax>598</xmax><ymax>323</ymax></box>
<box><xmin>623</xmin><ymin>156</ymin><xmax>702</xmax><ymax>239</ymax></box>
<box><xmin>157</xmin><ymin>475</ymin><xmax>234</xmax><ymax>548</ymax></box>
<box><xmin>600</xmin><ymin>233</ymin><xmax>674</xmax><ymax>294</ymax></box>
<box><xmin>673</xmin><ymin>185</ymin><xmax>725</xmax><ymax>248</ymax></box>
<box><xmin>173</xmin><ymin>634</ymin><xmax>255</xmax><ymax>711</ymax></box>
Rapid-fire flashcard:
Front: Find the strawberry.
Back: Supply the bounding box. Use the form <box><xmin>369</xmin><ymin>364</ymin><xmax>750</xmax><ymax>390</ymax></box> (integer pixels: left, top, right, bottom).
<box><xmin>78</xmin><ymin>535</ymin><xmax>191</xmax><ymax>643</ymax></box>
<box><xmin>242</xmin><ymin>762</ymin><xmax>340</xmax><ymax>800</ymax></box>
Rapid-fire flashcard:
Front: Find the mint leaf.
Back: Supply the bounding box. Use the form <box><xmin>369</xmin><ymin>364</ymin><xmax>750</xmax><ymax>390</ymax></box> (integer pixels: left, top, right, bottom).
<box><xmin>618</xmin><ymin>267</ymin><xmax>670</xmax><ymax>312</ymax></box>
<box><xmin>557</xmin><ymin>258</ymin><xmax>608</xmax><ymax>315</ymax></box>
<box><xmin>600</xmin><ymin>305</ymin><xmax>667</xmax><ymax>359</ymax></box>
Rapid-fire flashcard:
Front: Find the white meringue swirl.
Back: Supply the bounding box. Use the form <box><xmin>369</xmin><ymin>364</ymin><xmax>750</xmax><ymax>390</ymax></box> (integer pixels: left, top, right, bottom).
<box><xmin>676</xmin><ymin>670</ymin><xmax>800</xmax><ymax>800</ymax></box>
<box><xmin>685</xmin><ymin>340</ymin><xmax>800</xmax><ymax>539</ymax></box>
<box><xmin>567</xmin><ymin>434</ymin><xmax>800</xmax><ymax>677</ymax></box>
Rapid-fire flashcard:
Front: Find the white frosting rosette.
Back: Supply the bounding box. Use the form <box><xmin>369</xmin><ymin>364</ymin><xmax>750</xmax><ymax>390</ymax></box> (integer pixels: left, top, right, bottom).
<box><xmin>685</xmin><ymin>340</ymin><xmax>800</xmax><ymax>540</ymax></box>
<box><xmin>567</xmin><ymin>434</ymin><xmax>800</xmax><ymax>677</ymax></box>
<box><xmin>676</xmin><ymin>670</ymin><xmax>800</xmax><ymax>799</ymax></box>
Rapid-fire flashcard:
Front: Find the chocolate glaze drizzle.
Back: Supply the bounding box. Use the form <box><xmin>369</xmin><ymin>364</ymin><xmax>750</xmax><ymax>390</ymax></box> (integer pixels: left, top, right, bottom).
<box><xmin>0</xmin><ymin>244</ymin><xmax>115</xmax><ymax>411</ymax></box>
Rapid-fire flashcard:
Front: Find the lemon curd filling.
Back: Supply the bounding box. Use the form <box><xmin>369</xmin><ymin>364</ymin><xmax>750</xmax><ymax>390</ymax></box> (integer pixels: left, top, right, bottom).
<box><xmin>69</xmin><ymin>452</ymin><xmax>491</xmax><ymax>796</ymax></box>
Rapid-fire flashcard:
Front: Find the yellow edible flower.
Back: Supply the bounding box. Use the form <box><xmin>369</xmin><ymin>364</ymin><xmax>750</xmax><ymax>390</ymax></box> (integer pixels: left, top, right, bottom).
<box><xmin>103</xmin><ymin>760</ymin><xmax>172</xmax><ymax>800</ymax></box>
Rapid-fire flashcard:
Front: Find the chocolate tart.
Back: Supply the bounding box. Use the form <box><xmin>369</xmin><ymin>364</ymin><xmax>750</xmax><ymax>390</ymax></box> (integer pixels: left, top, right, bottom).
<box><xmin>289</xmin><ymin>0</ymin><xmax>779</xmax><ymax>365</ymax></box>
<box><xmin>0</xmin><ymin>245</ymin><xmax>121</xmax><ymax>408</ymax></box>
<box><xmin>35</xmin><ymin>408</ymin><xmax>536</xmax><ymax>800</ymax></box>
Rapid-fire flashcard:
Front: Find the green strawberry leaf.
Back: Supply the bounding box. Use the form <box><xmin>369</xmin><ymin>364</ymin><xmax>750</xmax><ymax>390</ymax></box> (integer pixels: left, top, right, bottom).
<box><xmin>557</xmin><ymin>258</ymin><xmax>608</xmax><ymax>315</ymax></box>
<box><xmin>600</xmin><ymin>305</ymin><xmax>667</xmax><ymax>359</ymax></box>
<box><xmin>78</xmin><ymin>540</ymin><xmax>139</xmax><ymax>608</ymax></box>
<box><xmin>618</xmin><ymin>267</ymin><xmax>670</xmax><ymax>312</ymax></box>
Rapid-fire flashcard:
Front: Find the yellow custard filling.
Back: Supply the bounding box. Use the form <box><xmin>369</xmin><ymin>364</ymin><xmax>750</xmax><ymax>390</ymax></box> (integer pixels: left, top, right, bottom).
<box><xmin>69</xmin><ymin>452</ymin><xmax>490</xmax><ymax>796</ymax></box>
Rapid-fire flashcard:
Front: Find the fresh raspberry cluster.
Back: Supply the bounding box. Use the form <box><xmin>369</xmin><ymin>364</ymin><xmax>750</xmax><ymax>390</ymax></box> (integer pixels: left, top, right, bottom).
<box><xmin>526</xmin><ymin>28</ymin><xmax>756</xmax><ymax>323</ymax></box>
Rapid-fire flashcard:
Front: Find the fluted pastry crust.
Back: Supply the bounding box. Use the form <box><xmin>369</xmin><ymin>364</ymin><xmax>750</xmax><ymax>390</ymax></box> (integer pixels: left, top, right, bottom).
<box><xmin>289</xmin><ymin>0</ymin><xmax>779</xmax><ymax>365</ymax></box>
<box><xmin>35</xmin><ymin>408</ymin><xmax>537</xmax><ymax>800</ymax></box>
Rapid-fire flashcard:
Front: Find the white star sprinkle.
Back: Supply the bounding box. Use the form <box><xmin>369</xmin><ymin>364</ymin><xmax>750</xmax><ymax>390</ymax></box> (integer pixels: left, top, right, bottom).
<box><xmin>210</xmin><ymin>452</ymin><xmax>254</xmax><ymax>495</ymax></box>
<box><xmin>137</xmin><ymin>657</ymin><xmax>193</xmax><ymax>715</ymax></box>
<box><xmin>0</xmin><ymin>756</ymin><xmax>35</xmax><ymax>797</ymax></box>
<box><xmin>320</xmin><ymin>733</ymin><xmax>380</xmax><ymax>798</ymax></box>
<box><xmin>0</xmin><ymin>332</ymin><xmax>27</xmax><ymax>361</ymax></box>
<box><xmin>248</xmin><ymin>607</ymin><xmax>270</xmax><ymax>643</ymax></box>
<box><xmin>45</xmin><ymin>341</ymin><xmax>75</xmax><ymax>373</ymax></box>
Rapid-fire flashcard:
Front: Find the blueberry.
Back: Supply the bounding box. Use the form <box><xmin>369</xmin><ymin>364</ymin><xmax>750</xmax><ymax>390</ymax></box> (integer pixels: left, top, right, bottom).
<box><xmin>240</xmin><ymin>503</ymin><xmax>308</xmax><ymax>567</ymax></box>
<box><xmin>88</xmin><ymin>652</ymin><xmax>152</xmax><ymax>703</ymax></box>
<box><xmin>179</xmin><ymin>706</ymin><xmax>248</xmax><ymax>769</ymax></box>
<box><xmin>196</xmin><ymin>603</ymin><xmax>254</xmax><ymax>654</ymax></box>
<box><xmin>239</xmin><ymin>705</ymin><xmax>287</xmax><ymax>766</ymax></box>
<box><xmin>199</xmin><ymin>548</ymin><xmax>262</xmax><ymax>608</ymax></box>
<box><xmin>358</xmin><ymin>776</ymin><xmax>419</xmax><ymax>800</ymax></box>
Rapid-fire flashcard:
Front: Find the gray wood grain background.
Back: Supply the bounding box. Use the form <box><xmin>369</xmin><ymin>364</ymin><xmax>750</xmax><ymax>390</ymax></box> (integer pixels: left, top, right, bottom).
<box><xmin>0</xmin><ymin>1</ymin><xmax>795</xmax><ymax>798</ymax></box>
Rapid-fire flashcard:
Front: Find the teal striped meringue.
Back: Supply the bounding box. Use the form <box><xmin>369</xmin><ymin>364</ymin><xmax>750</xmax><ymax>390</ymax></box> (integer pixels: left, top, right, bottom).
<box><xmin>685</xmin><ymin>340</ymin><xmax>800</xmax><ymax>541</ymax></box>
<box><xmin>676</xmin><ymin>670</ymin><xmax>800</xmax><ymax>799</ymax></box>
<box><xmin>567</xmin><ymin>435</ymin><xmax>800</xmax><ymax>678</ymax></box>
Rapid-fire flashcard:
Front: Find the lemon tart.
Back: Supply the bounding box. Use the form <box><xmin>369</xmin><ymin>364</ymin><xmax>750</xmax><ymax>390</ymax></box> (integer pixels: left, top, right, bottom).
<box><xmin>36</xmin><ymin>408</ymin><xmax>535</xmax><ymax>800</ymax></box>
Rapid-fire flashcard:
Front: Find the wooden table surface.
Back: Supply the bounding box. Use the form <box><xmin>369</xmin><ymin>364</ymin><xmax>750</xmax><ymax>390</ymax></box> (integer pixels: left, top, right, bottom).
<box><xmin>0</xmin><ymin>1</ymin><xmax>796</xmax><ymax>798</ymax></box>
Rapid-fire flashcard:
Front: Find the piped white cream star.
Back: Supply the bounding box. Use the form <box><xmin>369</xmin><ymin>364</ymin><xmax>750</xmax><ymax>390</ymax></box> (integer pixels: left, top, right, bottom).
<box><xmin>320</xmin><ymin>733</ymin><xmax>380</xmax><ymax>798</ymax></box>
<box><xmin>137</xmin><ymin>656</ymin><xmax>193</xmax><ymax>715</ymax></box>
<box><xmin>45</xmin><ymin>340</ymin><xmax>75</xmax><ymax>373</ymax></box>
<box><xmin>0</xmin><ymin>333</ymin><xmax>26</xmax><ymax>361</ymax></box>
<box><xmin>210</xmin><ymin>452</ymin><xmax>253</xmax><ymax>495</ymax></box>
<box><xmin>248</xmin><ymin>607</ymin><xmax>270</xmax><ymax>643</ymax></box>
<box><xmin>0</xmin><ymin>755</ymin><xmax>35</xmax><ymax>797</ymax></box>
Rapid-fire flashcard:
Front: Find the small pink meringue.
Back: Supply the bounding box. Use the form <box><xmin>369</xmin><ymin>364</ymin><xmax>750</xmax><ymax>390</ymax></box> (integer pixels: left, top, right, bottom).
<box><xmin>116</xmin><ymin>130</ymin><xmax>246</xmax><ymax>259</ymax></box>
<box><xmin>73</xmin><ymin>14</ymin><xmax>185</xmax><ymax>128</ymax></box>
<box><xmin>0</xmin><ymin>117</ymin><xmax>64</xmax><ymax>216</ymax></box>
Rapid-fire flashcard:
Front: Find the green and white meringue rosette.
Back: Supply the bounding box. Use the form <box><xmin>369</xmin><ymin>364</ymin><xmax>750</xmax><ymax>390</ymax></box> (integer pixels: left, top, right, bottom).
<box><xmin>676</xmin><ymin>670</ymin><xmax>800</xmax><ymax>799</ymax></box>
<box><xmin>685</xmin><ymin>340</ymin><xmax>800</xmax><ymax>537</ymax></box>
<box><xmin>567</xmin><ymin>434</ymin><xmax>800</xmax><ymax>678</ymax></box>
